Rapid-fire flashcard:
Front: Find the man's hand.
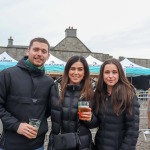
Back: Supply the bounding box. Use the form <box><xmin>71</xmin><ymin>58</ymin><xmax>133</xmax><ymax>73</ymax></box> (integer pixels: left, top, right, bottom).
<box><xmin>17</xmin><ymin>123</ymin><xmax>37</xmax><ymax>139</ymax></box>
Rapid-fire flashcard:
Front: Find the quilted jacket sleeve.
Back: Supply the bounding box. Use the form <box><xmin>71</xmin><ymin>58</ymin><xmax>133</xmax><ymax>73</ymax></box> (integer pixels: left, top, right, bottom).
<box><xmin>47</xmin><ymin>82</ymin><xmax>61</xmax><ymax>150</ymax></box>
<box><xmin>120</xmin><ymin>95</ymin><xmax>140</xmax><ymax>150</ymax></box>
<box><xmin>0</xmin><ymin>70</ymin><xmax>20</xmax><ymax>131</ymax></box>
<box><xmin>49</xmin><ymin>83</ymin><xmax>61</xmax><ymax>134</ymax></box>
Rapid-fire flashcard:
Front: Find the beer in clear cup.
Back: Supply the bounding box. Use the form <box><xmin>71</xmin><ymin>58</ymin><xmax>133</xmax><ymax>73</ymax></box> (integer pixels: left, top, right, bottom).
<box><xmin>78</xmin><ymin>101</ymin><xmax>90</xmax><ymax>119</ymax></box>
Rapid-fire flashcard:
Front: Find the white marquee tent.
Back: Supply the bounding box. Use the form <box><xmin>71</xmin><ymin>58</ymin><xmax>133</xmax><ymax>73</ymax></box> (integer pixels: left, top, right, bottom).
<box><xmin>45</xmin><ymin>54</ymin><xmax>66</xmax><ymax>73</ymax></box>
<box><xmin>120</xmin><ymin>58</ymin><xmax>147</xmax><ymax>69</ymax></box>
<box><xmin>0</xmin><ymin>52</ymin><xmax>18</xmax><ymax>62</ymax></box>
<box><xmin>120</xmin><ymin>58</ymin><xmax>150</xmax><ymax>90</ymax></box>
<box><xmin>0</xmin><ymin>52</ymin><xmax>17</xmax><ymax>70</ymax></box>
<box><xmin>86</xmin><ymin>55</ymin><xmax>103</xmax><ymax>66</ymax></box>
<box><xmin>120</xmin><ymin>58</ymin><xmax>150</xmax><ymax>78</ymax></box>
<box><xmin>45</xmin><ymin>54</ymin><xmax>66</xmax><ymax>66</ymax></box>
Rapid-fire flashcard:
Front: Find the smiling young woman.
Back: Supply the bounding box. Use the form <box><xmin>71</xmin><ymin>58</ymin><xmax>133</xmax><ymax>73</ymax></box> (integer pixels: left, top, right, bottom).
<box><xmin>48</xmin><ymin>55</ymin><xmax>95</xmax><ymax>150</ymax></box>
<box><xmin>91</xmin><ymin>58</ymin><xmax>140</xmax><ymax>150</ymax></box>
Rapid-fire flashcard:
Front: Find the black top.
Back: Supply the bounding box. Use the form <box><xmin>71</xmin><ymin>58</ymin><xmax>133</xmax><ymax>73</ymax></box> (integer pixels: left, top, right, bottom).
<box><xmin>0</xmin><ymin>57</ymin><xmax>55</xmax><ymax>150</ymax></box>
<box><xmin>49</xmin><ymin>79</ymin><xmax>93</xmax><ymax>150</ymax></box>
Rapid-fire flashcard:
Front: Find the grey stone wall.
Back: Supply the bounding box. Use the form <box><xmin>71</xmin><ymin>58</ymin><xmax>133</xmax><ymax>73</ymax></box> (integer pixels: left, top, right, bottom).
<box><xmin>0</xmin><ymin>46</ymin><xmax>112</xmax><ymax>63</ymax></box>
<box><xmin>0</xmin><ymin>46</ymin><xmax>149</xmax><ymax>68</ymax></box>
<box><xmin>0</xmin><ymin>33</ymin><xmax>150</xmax><ymax>68</ymax></box>
<box><xmin>54</xmin><ymin>37</ymin><xmax>90</xmax><ymax>53</ymax></box>
<box><xmin>0</xmin><ymin>46</ymin><xmax>27</xmax><ymax>61</ymax></box>
<box><xmin>1</xmin><ymin>27</ymin><xmax>150</xmax><ymax>67</ymax></box>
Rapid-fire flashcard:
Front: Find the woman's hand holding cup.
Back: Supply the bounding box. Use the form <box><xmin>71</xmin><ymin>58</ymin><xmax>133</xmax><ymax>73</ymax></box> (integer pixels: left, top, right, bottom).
<box><xmin>78</xmin><ymin>107</ymin><xmax>92</xmax><ymax>121</ymax></box>
<box><xmin>78</xmin><ymin>101</ymin><xmax>92</xmax><ymax>121</ymax></box>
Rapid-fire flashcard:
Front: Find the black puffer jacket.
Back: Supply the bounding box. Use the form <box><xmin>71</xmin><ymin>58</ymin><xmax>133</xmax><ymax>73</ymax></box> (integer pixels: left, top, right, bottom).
<box><xmin>0</xmin><ymin>57</ymin><xmax>55</xmax><ymax>150</ymax></box>
<box><xmin>94</xmin><ymin>95</ymin><xmax>139</xmax><ymax>150</ymax></box>
<box><xmin>50</xmin><ymin>80</ymin><xmax>93</xmax><ymax>150</ymax></box>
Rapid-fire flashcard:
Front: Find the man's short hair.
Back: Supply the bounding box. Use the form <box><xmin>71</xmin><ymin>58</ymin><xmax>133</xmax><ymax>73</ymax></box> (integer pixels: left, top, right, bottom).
<box><xmin>29</xmin><ymin>37</ymin><xmax>50</xmax><ymax>52</ymax></box>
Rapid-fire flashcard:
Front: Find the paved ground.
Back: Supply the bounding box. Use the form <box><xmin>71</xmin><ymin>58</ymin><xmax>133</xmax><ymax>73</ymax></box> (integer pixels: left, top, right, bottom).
<box><xmin>44</xmin><ymin>102</ymin><xmax>150</xmax><ymax>150</ymax></box>
<box><xmin>136</xmin><ymin>108</ymin><xmax>150</xmax><ymax>150</ymax></box>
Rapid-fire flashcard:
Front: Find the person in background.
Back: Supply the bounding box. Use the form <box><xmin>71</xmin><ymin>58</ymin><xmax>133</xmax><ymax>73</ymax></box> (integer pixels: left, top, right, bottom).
<box><xmin>0</xmin><ymin>37</ymin><xmax>56</xmax><ymax>150</ymax></box>
<box><xmin>48</xmin><ymin>55</ymin><xmax>95</xmax><ymax>150</ymax></box>
<box><xmin>146</xmin><ymin>88</ymin><xmax>150</xmax><ymax>129</ymax></box>
<box><xmin>92</xmin><ymin>58</ymin><xmax>139</xmax><ymax>150</ymax></box>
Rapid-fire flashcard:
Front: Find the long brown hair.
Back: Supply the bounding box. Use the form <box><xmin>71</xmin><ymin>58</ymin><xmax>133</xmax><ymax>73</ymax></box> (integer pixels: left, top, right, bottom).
<box><xmin>60</xmin><ymin>55</ymin><xmax>94</xmax><ymax>101</ymax></box>
<box><xmin>95</xmin><ymin>58</ymin><xmax>135</xmax><ymax>115</ymax></box>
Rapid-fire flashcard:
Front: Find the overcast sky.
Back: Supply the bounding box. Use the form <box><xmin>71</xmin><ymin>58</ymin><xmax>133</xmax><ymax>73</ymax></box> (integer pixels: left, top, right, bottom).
<box><xmin>0</xmin><ymin>0</ymin><xmax>150</xmax><ymax>59</ymax></box>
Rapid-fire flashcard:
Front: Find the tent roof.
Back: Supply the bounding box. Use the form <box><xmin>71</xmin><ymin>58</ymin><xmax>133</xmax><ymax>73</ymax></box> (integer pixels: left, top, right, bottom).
<box><xmin>0</xmin><ymin>52</ymin><xmax>17</xmax><ymax>62</ymax></box>
<box><xmin>86</xmin><ymin>55</ymin><xmax>103</xmax><ymax>66</ymax></box>
<box><xmin>120</xmin><ymin>58</ymin><xmax>147</xmax><ymax>69</ymax></box>
<box><xmin>45</xmin><ymin>54</ymin><xmax>66</xmax><ymax>66</ymax></box>
<box><xmin>120</xmin><ymin>58</ymin><xmax>150</xmax><ymax>77</ymax></box>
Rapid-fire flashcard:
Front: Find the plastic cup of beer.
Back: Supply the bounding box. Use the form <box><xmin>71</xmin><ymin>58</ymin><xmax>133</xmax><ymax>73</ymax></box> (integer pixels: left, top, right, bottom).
<box><xmin>78</xmin><ymin>101</ymin><xmax>90</xmax><ymax>119</ymax></box>
<box><xmin>29</xmin><ymin>118</ymin><xmax>41</xmax><ymax>138</ymax></box>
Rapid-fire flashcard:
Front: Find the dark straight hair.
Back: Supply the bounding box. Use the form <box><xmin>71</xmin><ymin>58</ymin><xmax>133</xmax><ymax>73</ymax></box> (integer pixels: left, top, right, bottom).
<box><xmin>60</xmin><ymin>55</ymin><xmax>94</xmax><ymax>101</ymax></box>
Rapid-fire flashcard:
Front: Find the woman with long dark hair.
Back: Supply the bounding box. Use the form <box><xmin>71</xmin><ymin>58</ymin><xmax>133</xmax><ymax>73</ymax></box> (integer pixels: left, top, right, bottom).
<box><xmin>48</xmin><ymin>55</ymin><xmax>95</xmax><ymax>150</ymax></box>
<box><xmin>93</xmin><ymin>58</ymin><xmax>139</xmax><ymax>150</ymax></box>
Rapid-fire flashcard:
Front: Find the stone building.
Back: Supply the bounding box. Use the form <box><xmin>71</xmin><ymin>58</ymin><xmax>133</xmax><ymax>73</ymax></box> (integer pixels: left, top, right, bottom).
<box><xmin>0</xmin><ymin>27</ymin><xmax>150</xmax><ymax>68</ymax></box>
<box><xmin>0</xmin><ymin>27</ymin><xmax>149</xmax><ymax>149</ymax></box>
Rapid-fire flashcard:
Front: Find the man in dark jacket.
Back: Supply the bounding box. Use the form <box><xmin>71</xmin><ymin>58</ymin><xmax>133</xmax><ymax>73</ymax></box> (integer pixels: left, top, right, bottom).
<box><xmin>0</xmin><ymin>37</ymin><xmax>55</xmax><ymax>150</ymax></box>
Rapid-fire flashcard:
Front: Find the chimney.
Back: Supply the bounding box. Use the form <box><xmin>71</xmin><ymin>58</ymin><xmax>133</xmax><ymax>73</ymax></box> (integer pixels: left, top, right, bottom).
<box><xmin>8</xmin><ymin>36</ymin><xmax>13</xmax><ymax>46</ymax></box>
<box><xmin>65</xmin><ymin>26</ymin><xmax>77</xmax><ymax>37</ymax></box>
